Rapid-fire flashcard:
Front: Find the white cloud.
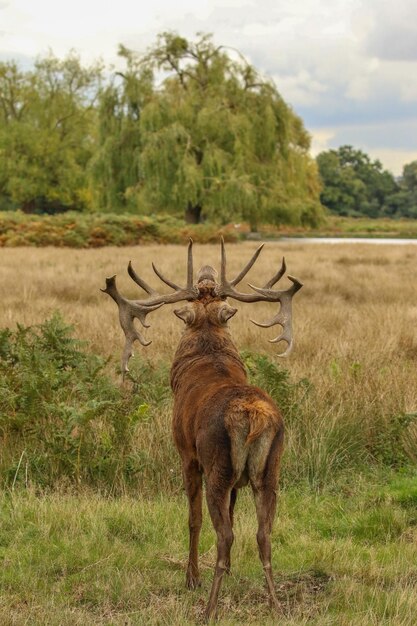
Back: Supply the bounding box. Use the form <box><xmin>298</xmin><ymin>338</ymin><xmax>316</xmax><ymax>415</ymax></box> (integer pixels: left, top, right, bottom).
<box><xmin>271</xmin><ymin>71</ymin><xmax>328</xmax><ymax>107</ymax></box>
<box><xmin>365</xmin><ymin>0</ymin><xmax>417</xmax><ymax>61</ymax></box>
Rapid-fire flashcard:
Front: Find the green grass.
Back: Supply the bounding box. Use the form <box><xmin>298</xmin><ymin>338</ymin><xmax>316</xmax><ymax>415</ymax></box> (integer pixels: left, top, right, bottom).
<box><xmin>269</xmin><ymin>215</ymin><xmax>417</xmax><ymax>239</ymax></box>
<box><xmin>1</xmin><ymin>471</ymin><xmax>417</xmax><ymax>625</ymax></box>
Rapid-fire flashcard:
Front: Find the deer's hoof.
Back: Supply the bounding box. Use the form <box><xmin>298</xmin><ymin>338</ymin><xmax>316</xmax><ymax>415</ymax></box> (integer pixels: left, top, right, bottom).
<box><xmin>186</xmin><ymin>570</ymin><xmax>201</xmax><ymax>590</ymax></box>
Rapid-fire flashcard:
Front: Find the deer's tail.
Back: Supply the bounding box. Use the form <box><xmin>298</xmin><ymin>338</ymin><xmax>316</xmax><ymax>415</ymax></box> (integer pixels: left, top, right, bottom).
<box><xmin>225</xmin><ymin>393</ymin><xmax>282</xmax><ymax>481</ymax></box>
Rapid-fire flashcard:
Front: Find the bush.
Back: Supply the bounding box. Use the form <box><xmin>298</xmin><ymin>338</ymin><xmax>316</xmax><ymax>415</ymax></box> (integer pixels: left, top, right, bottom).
<box><xmin>0</xmin><ymin>211</ymin><xmax>239</xmax><ymax>248</ymax></box>
<box><xmin>0</xmin><ymin>314</ymin><xmax>154</xmax><ymax>492</ymax></box>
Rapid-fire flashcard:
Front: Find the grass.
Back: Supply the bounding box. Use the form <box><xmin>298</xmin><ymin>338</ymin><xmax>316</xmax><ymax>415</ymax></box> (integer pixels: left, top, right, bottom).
<box><xmin>1</xmin><ymin>241</ymin><xmax>416</xmax><ymax>469</ymax></box>
<box><xmin>258</xmin><ymin>215</ymin><xmax>417</xmax><ymax>239</ymax></box>
<box><xmin>1</xmin><ymin>473</ymin><xmax>417</xmax><ymax>625</ymax></box>
<box><xmin>1</xmin><ymin>240</ymin><xmax>417</xmax><ymax>623</ymax></box>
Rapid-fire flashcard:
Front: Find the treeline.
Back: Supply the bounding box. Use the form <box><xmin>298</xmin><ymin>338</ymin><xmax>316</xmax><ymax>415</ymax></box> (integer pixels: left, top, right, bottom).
<box><xmin>1</xmin><ymin>34</ymin><xmax>415</xmax><ymax>225</ymax></box>
<box><xmin>0</xmin><ymin>33</ymin><xmax>323</xmax><ymax>229</ymax></box>
<box><xmin>317</xmin><ymin>145</ymin><xmax>417</xmax><ymax>219</ymax></box>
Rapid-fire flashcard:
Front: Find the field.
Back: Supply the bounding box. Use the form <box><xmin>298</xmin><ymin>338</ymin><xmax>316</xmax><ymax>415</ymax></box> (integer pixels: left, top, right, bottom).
<box><xmin>1</xmin><ymin>241</ymin><xmax>417</xmax><ymax>624</ymax></box>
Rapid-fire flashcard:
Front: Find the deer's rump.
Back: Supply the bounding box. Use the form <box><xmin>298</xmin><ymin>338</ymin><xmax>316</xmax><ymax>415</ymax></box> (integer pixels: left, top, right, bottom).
<box><xmin>193</xmin><ymin>384</ymin><xmax>283</xmax><ymax>488</ymax></box>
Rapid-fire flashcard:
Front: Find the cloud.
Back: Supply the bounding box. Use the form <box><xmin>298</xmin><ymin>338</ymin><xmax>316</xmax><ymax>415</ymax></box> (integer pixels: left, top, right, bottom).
<box><xmin>309</xmin><ymin>119</ymin><xmax>417</xmax><ymax>175</ymax></box>
<box><xmin>365</xmin><ymin>0</ymin><xmax>417</xmax><ymax>61</ymax></box>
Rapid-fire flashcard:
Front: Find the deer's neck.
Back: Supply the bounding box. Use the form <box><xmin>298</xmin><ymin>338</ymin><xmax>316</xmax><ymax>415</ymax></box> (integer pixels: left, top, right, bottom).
<box><xmin>170</xmin><ymin>325</ymin><xmax>247</xmax><ymax>393</ymax></box>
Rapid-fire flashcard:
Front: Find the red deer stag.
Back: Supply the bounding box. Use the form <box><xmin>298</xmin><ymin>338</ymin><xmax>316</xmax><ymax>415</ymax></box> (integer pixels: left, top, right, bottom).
<box><xmin>102</xmin><ymin>240</ymin><xmax>302</xmax><ymax>620</ymax></box>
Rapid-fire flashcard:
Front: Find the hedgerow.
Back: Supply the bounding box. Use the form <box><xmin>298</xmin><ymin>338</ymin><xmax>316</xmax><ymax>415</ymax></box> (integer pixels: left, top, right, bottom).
<box><xmin>0</xmin><ymin>211</ymin><xmax>239</xmax><ymax>248</ymax></box>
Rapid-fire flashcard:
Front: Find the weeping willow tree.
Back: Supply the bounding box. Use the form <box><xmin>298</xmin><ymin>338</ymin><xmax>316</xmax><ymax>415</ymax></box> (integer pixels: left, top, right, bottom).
<box><xmin>135</xmin><ymin>32</ymin><xmax>323</xmax><ymax>227</ymax></box>
<box><xmin>89</xmin><ymin>46</ymin><xmax>153</xmax><ymax>212</ymax></box>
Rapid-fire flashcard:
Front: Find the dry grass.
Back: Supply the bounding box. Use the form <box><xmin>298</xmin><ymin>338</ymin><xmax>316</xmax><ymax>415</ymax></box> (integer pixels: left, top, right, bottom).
<box><xmin>1</xmin><ymin>241</ymin><xmax>417</xmax><ymax>406</ymax></box>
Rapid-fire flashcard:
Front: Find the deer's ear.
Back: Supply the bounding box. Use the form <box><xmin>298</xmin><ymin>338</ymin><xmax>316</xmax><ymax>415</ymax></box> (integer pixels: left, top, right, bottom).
<box><xmin>218</xmin><ymin>303</ymin><xmax>237</xmax><ymax>324</ymax></box>
<box><xmin>174</xmin><ymin>306</ymin><xmax>196</xmax><ymax>325</ymax></box>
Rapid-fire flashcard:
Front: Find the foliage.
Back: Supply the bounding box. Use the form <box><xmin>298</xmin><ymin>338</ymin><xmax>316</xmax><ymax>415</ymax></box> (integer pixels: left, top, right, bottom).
<box><xmin>316</xmin><ymin>145</ymin><xmax>399</xmax><ymax>218</ymax></box>
<box><xmin>0</xmin><ymin>211</ymin><xmax>238</xmax><ymax>247</ymax></box>
<box><xmin>0</xmin><ymin>314</ymin><xmax>158</xmax><ymax>491</ymax></box>
<box><xmin>1</xmin><ymin>41</ymin><xmax>417</xmax><ymax>227</ymax></box>
<box><xmin>242</xmin><ymin>352</ymin><xmax>416</xmax><ymax>489</ymax></box>
<box><xmin>242</xmin><ymin>350</ymin><xmax>309</xmax><ymax>418</ymax></box>
<box><xmin>0</xmin><ymin>36</ymin><xmax>324</xmax><ymax>228</ymax></box>
<box><xmin>386</xmin><ymin>160</ymin><xmax>417</xmax><ymax>218</ymax></box>
<box><xmin>0</xmin><ymin>53</ymin><xmax>103</xmax><ymax>213</ymax></box>
<box><xmin>298</xmin><ymin>214</ymin><xmax>417</xmax><ymax>238</ymax></box>
<box><xmin>88</xmin><ymin>48</ymin><xmax>153</xmax><ymax>213</ymax></box>
<box><xmin>134</xmin><ymin>32</ymin><xmax>323</xmax><ymax>227</ymax></box>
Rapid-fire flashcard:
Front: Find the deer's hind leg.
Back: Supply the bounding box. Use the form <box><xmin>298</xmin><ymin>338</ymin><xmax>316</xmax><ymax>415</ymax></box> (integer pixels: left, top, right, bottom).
<box><xmin>249</xmin><ymin>426</ymin><xmax>284</xmax><ymax>613</ymax></box>
<box><xmin>204</xmin><ymin>476</ymin><xmax>235</xmax><ymax>621</ymax></box>
<box><xmin>183</xmin><ymin>459</ymin><xmax>203</xmax><ymax>590</ymax></box>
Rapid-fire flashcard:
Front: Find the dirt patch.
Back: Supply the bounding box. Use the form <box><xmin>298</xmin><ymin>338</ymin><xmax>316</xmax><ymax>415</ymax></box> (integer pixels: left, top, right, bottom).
<box><xmin>274</xmin><ymin>569</ymin><xmax>332</xmax><ymax>617</ymax></box>
<box><xmin>192</xmin><ymin>569</ymin><xmax>332</xmax><ymax>622</ymax></box>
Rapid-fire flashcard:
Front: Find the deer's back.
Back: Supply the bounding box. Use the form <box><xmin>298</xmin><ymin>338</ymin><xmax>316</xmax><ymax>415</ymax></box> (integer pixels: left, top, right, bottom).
<box><xmin>172</xmin><ymin>372</ymin><xmax>283</xmax><ymax>484</ymax></box>
<box><xmin>171</xmin><ymin>326</ymin><xmax>283</xmax><ymax>483</ymax></box>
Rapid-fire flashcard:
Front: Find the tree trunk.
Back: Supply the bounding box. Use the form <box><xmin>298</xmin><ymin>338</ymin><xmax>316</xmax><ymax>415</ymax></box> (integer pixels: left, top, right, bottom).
<box><xmin>185</xmin><ymin>203</ymin><xmax>202</xmax><ymax>224</ymax></box>
<box><xmin>21</xmin><ymin>199</ymin><xmax>37</xmax><ymax>214</ymax></box>
<box><xmin>249</xmin><ymin>217</ymin><xmax>259</xmax><ymax>233</ymax></box>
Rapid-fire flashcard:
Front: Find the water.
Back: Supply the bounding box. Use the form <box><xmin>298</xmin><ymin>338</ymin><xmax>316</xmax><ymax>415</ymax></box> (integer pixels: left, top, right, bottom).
<box><xmin>279</xmin><ymin>237</ymin><xmax>417</xmax><ymax>245</ymax></box>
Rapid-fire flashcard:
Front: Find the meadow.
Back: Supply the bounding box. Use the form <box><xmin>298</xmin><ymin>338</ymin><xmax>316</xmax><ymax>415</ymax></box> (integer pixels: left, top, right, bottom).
<box><xmin>1</xmin><ymin>241</ymin><xmax>417</xmax><ymax>624</ymax></box>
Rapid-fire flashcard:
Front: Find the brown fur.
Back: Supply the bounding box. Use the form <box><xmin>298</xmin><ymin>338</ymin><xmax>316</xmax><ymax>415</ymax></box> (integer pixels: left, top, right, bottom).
<box><xmin>171</xmin><ymin>289</ymin><xmax>284</xmax><ymax>620</ymax></box>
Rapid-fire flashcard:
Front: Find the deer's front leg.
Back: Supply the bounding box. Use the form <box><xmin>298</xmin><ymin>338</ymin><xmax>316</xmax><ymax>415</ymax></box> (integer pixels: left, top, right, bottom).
<box><xmin>183</xmin><ymin>459</ymin><xmax>203</xmax><ymax>589</ymax></box>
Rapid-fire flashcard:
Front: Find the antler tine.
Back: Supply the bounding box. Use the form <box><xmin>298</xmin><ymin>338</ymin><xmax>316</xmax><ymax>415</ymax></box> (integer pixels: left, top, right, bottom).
<box><xmin>263</xmin><ymin>257</ymin><xmax>286</xmax><ymax>289</ymax></box>
<box><xmin>152</xmin><ymin>237</ymin><xmax>193</xmax><ymax>291</ymax></box>
<box><xmin>128</xmin><ymin>261</ymin><xmax>157</xmax><ymax>295</ymax></box>
<box><xmin>101</xmin><ymin>276</ymin><xmax>162</xmax><ymax>375</ymax></box>
<box><xmin>217</xmin><ymin>238</ymin><xmax>303</xmax><ymax>356</ymax></box>
<box><xmin>218</xmin><ymin>238</ymin><xmax>265</xmax><ymax>301</ymax></box>
<box><xmin>152</xmin><ymin>263</ymin><xmax>181</xmax><ymax>290</ymax></box>
<box><xmin>102</xmin><ymin>240</ymin><xmax>198</xmax><ymax>374</ymax></box>
<box><xmin>186</xmin><ymin>238</ymin><xmax>194</xmax><ymax>288</ymax></box>
<box><xmin>220</xmin><ymin>237</ymin><xmax>264</xmax><ymax>287</ymax></box>
<box><xmin>249</xmin><ymin>276</ymin><xmax>303</xmax><ymax>356</ymax></box>
<box><xmin>152</xmin><ymin>238</ymin><xmax>194</xmax><ymax>292</ymax></box>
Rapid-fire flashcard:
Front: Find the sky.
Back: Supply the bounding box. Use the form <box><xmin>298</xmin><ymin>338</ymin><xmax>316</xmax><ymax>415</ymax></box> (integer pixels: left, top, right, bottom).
<box><xmin>1</xmin><ymin>0</ymin><xmax>416</xmax><ymax>176</ymax></box>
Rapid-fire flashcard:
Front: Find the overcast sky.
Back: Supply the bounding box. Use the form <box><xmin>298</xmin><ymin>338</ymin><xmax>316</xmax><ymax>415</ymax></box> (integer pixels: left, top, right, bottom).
<box><xmin>1</xmin><ymin>0</ymin><xmax>416</xmax><ymax>175</ymax></box>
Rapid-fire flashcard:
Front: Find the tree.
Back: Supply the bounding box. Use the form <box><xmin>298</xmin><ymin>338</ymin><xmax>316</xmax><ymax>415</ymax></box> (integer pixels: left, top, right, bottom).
<box><xmin>0</xmin><ymin>52</ymin><xmax>103</xmax><ymax>213</ymax></box>
<box><xmin>89</xmin><ymin>46</ymin><xmax>153</xmax><ymax>212</ymax></box>
<box><xmin>386</xmin><ymin>161</ymin><xmax>417</xmax><ymax>218</ymax></box>
<box><xmin>317</xmin><ymin>146</ymin><xmax>398</xmax><ymax>217</ymax></box>
<box><xmin>117</xmin><ymin>33</ymin><xmax>322</xmax><ymax>227</ymax></box>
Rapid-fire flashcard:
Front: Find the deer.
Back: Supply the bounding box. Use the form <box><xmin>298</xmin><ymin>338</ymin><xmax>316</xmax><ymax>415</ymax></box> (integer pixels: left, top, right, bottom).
<box><xmin>102</xmin><ymin>239</ymin><xmax>303</xmax><ymax>621</ymax></box>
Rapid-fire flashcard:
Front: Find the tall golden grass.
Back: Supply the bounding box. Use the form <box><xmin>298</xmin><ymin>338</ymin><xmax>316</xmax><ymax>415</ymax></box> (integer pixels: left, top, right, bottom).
<box><xmin>1</xmin><ymin>241</ymin><xmax>417</xmax><ymax>483</ymax></box>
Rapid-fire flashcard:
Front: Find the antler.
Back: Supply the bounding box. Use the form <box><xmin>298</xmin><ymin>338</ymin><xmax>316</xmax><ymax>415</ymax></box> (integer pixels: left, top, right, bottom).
<box><xmin>217</xmin><ymin>238</ymin><xmax>303</xmax><ymax>356</ymax></box>
<box><xmin>102</xmin><ymin>239</ymin><xmax>198</xmax><ymax>374</ymax></box>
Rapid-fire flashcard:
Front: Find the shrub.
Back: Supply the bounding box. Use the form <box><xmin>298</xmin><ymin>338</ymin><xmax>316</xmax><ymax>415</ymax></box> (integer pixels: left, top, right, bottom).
<box><xmin>0</xmin><ymin>314</ymin><xmax>153</xmax><ymax>492</ymax></box>
<box><xmin>0</xmin><ymin>211</ymin><xmax>239</xmax><ymax>248</ymax></box>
